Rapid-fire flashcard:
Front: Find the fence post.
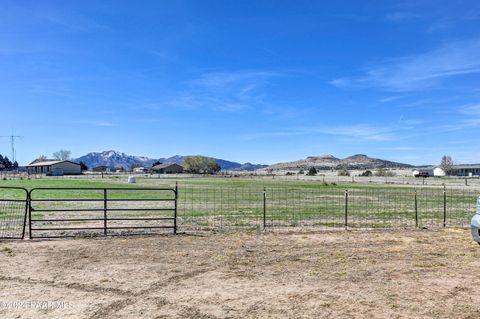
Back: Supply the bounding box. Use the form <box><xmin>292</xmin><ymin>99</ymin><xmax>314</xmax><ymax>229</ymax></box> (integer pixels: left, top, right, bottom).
<box><xmin>22</xmin><ymin>189</ymin><xmax>29</xmax><ymax>240</ymax></box>
<box><xmin>174</xmin><ymin>182</ymin><xmax>178</xmax><ymax>235</ymax></box>
<box><xmin>28</xmin><ymin>190</ymin><xmax>32</xmax><ymax>240</ymax></box>
<box><xmin>263</xmin><ymin>187</ymin><xmax>266</xmax><ymax>230</ymax></box>
<box><xmin>443</xmin><ymin>185</ymin><xmax>446</xmax><ymax>228</ymax></box>
<box><xmin>344</xmin><ymin>189</ymin><xmax>348</xmax><ymax>230</ymax></box>
<box><xmin>414</xmin><ymin>189</ymin><xmax>418</xmax><ymax>228</ymax></box>
<box><xmin>103</xmin><ymin>189</ymin><xmax>107</xmax><ymax>236</ymax></box>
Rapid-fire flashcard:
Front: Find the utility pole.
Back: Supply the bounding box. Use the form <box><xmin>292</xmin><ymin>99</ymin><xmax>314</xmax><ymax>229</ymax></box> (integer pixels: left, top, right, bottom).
<box><xmin>0</xmin><ymin>135</ymin><xmax>23</xmax><ymax>163</ymax></box>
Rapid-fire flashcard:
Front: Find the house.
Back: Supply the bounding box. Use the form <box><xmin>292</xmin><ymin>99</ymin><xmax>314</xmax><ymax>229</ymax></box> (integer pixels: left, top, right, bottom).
<box><xmin>27</xmin><ymin>160</ymin><xmax>82</xmax><ymax>176</ymax></box>
<box><xmin>151</xmin><ymin>163</ymin><xmax>184</xmax><ymax>174</ymax></box>
<box><xmin>455</xmin><ymin>165</ymin><xmax>480</xmax><ymax>177</ymax></box>
<box><xmin>413</xmin><ymin>165</ymin><xmax>480</xmax><ymax>177</ymax></box>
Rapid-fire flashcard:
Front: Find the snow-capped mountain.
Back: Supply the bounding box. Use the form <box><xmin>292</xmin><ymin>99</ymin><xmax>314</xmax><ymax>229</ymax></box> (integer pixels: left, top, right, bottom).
<box><xmin>74</xmin><ymin>150</ymin><xmax>267</xmax><ymax>171</ymax></box>
<box><xmin>75</xmin><ymin>151</ymin><xmax>158</xmax><ymax>170</ymax></box>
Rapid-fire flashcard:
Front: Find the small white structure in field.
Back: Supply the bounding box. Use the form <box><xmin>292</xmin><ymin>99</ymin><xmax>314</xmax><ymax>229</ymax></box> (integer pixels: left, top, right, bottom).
<box><xmin>128</xmin><ymin>176</ymin><xmax>136</xmax><ymax>183</ymax></box>
<box><xmin>133</xmin><ymin>167</ymin><xmax>148</xmax><ymax>173</ymax></box>
<box><xmin>433</xmin><ymin>167</ymin><xmax>446</xmax><ymax>177</ymax></box>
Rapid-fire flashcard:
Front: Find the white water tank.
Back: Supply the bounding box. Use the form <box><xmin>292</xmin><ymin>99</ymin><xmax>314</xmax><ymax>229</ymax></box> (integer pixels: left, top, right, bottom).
<box><xmin>433</xmin><ymin>167</ymin><xmax>446</xmax><ymax>177</ymax></box>
<box><xmin>128</xmin><ymin>176</ymin><xmax>137</xmax><ymax>183</ymax></box>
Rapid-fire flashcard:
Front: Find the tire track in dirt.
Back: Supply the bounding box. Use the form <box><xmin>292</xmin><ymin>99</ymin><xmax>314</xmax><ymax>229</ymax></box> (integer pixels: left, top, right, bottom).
<box><xmin>0</xmin><ymin>275</ymin><xmax>132</xmax><ymax>297</ymax></box>
<box><xmin>88</xmin><ymin>267</ymin><xmax>214</xmax><ymax>319</ymax></box>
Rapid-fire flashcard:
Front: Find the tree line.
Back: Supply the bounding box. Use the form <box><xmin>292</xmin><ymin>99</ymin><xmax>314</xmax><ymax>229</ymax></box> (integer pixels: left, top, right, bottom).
<box><xmin>0</xmin><ymin>154</ymin><xmax>19</xmax><ymax>171</ymax></box>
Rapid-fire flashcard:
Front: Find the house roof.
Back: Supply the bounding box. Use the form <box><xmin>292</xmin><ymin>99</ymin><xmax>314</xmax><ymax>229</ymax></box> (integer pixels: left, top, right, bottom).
<box><xmin>27</xmin><ymin>160</ymin><xmax>80</xmax><ymax>167</ymax></box>
<box><xmin>152</xmin><ymin>163</ymin><xmax>183</xmax><ymax>169</ymax></box>
<box><xmin>414</xmin><ymin>164</ymin><xmax>480</xmax><ymax>170</ymax></box>
<box><xmin>29</xmin><ymin>158</ymin><xmax>56</xmax><ymax>165</ymax></box>
<box><xmin>455</xmin><ymin>164</ymin><xmax>480</xmax><ymax>169</ymax></box>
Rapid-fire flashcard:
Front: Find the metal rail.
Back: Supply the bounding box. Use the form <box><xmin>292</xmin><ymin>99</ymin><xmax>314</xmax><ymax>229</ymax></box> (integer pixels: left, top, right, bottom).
<box><xmin>28</xmin><ymin>187</ymin><xmax>177</xmax><ymax>239</ymax></box>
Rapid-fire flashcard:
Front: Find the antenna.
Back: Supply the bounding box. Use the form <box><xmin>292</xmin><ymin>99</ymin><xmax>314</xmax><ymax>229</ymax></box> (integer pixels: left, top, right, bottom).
<box><xmin>0</xmin><ymin>135</ymin><xmax>23</xmax><ymax>163</ymax></box>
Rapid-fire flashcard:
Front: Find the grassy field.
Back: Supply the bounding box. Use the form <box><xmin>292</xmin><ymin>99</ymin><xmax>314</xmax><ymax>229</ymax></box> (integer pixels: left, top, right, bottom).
<box><xmin>0</xmin><ymin>176</ymin><xmax>478</xmax><ymax>237</ymax></box>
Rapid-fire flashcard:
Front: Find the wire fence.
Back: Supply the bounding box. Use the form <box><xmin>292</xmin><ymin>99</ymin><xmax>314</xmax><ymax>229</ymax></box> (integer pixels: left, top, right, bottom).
<box><xmin>0</xmin><ymin>187</ymin><xmax>28</xmax><ymax>239</ymax></box>
<box><xmin>177</xmin><ymin>186</ymin><xmax>479</xmax><ymax>232</ymax></box>
<box><xmin>0</xmin><ymin>185</ymin><xmax>478</xmax><ymax>238</ymax></box>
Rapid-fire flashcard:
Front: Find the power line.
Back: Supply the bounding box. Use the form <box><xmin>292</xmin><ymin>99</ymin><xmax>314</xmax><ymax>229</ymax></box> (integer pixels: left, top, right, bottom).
<box><xmin>0</xmin><ymin>135</ymin><xmax>23</xmax><ymax>163</ymax></box>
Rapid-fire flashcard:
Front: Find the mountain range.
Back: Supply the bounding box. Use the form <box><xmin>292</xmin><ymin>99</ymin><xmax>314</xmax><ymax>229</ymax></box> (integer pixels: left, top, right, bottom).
<box><xmin>74</xmin><ymin>150</ymin><xmax>268</xmax><ymax>171</ymax></box>
<box><xmin>74</xmin><ymin>151</ymin><xmax>413</xmax><ymax>172</ymax></box>
<box><xmin>266</xmin><ymin>154</ymin><xmax>413</xmax><ymax>171</ymax></box>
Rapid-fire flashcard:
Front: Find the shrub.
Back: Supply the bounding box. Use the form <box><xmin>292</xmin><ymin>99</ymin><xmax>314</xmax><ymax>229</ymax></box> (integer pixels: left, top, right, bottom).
<box><xmin>360</xmin><ymin>170</ymin><xmax>373</xmax><ymax>177</ymax></box>
<box><xmin>374</xmin><ymin>168</ymin><xmax>396</xmax><ymax>177</ymax></box>
<box><xmin>306</xmin><ymin>167</ymin><xmax>317</xmax><ymax>176</ymax></box>
<box><xmin>337</xmin><ymin>169</ymin><xmax>350</xmax><ymax>176</ymax></box>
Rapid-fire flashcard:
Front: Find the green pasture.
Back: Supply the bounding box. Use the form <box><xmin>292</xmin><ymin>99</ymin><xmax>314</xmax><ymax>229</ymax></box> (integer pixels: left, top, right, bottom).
<box><xmin>0</xmin><ymin>177</ymin><xmax>478</xmax><ymax>230</ymax></box>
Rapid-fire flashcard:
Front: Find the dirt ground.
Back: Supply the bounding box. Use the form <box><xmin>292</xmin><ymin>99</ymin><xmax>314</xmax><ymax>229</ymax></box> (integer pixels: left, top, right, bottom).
<box><xmin>1</xmin><ymin>229</ymin><xmax>480</xmax><ymax>319</ymax></box>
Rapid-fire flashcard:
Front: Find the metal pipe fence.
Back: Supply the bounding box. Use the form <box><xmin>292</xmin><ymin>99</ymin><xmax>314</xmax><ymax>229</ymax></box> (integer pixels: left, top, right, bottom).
<box><xmin>27</xmin><ymin>187</ymin><xmax>177</xmax><ymax>239</ymax></box>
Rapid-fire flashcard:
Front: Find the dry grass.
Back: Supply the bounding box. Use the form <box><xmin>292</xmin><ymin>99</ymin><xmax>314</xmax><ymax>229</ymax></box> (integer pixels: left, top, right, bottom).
<box><xmin>1</xmin><ymin>229</ymin><xmax>480</xmax><ymax>318</ymax></box>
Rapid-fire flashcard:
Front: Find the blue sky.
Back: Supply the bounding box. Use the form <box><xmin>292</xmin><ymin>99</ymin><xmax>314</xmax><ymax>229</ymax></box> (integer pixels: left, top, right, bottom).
<box><xmin>1</xmin><ymin>0</ymin><xmax>480</xmax><ymax>165</ymax></box>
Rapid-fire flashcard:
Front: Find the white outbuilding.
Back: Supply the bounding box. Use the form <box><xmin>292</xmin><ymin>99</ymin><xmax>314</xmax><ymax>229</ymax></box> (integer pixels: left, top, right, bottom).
<box><xmin>433</xmin><ymin>167</ymin><xmax>446</xmax><ymax>177</ymax></box>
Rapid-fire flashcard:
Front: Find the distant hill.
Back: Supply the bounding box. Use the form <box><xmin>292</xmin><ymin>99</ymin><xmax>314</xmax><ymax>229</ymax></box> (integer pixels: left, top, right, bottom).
<box><xmin>74</xmin><ymin>150</ymin><xmax>267</xmax><ymax>171</ymax></box>
<box><xmin>267</xmin><ymin>154</ymin><xmax>413</xmax><ymax>170</ymax></box>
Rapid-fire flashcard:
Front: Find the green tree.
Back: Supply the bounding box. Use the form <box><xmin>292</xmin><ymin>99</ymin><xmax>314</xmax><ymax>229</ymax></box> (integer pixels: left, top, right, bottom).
<box><xmin>306</xmin><ymin>167</ymin><xmax>317</xmax><ymax>176</ymax></box>
<box><xmin>337</xmin><ymin>169</ymin><xmax>350</xmax><ymax>176</ymax></box>
<box><xmin>79</xmin><ymin>161</ymin><xmax>88</xmax><ymax>171</ymax></box>
<box><xmin>184</xmin><ymin>156</ymin><xmax>221</xmax><ymax>174</ymax></box>
<box><xmin>360</xmin><ymin>170</ymin><xmax>372</xmax><ymax>177</ymax></box>
<box><xmin>152</xmin><ymin>161</ymin><xmax>162</xmax><ymax>167</ymax></box>
<box><xmin>2</xmin><ymin>156</ymin><xmax>12</xmax><ymax>169</ymax></box>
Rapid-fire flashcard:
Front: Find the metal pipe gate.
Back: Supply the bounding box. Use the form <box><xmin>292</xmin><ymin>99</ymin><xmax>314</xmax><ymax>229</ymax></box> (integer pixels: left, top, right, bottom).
<box><xmin>0</xmin><ymin>186</ymin><xmax>178</xmax><ymax>240</ymax></box>
<box><xmin>28</xmin><ymin>187</ymin><xmax>178</xmax><ymax>239</ymax></box>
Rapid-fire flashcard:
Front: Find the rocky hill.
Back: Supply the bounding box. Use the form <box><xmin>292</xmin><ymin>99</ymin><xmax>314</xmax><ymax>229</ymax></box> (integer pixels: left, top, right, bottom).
<box><xmin>267</xmin><ymin>154</ymin><xmax>413</xmax><ymax>170</ymax></box>
<box><xmin>74</xmin><ymin>150</ymin><xmax>267</xmax><ymax>171</ymax></box>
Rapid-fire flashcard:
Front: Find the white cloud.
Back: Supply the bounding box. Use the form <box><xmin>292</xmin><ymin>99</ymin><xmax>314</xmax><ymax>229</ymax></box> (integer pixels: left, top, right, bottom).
<box><xmin>74</xmin><ymin>120</ymin><xmax>113</xmax><ymax>127</ymax></box>
<box><xmin>385</xmin><ymin>12</ymin><xmax>423</xmax><ymax>22</ymax></box>
<box><xmin>461</xmin><ymin>104</ymin><xmax>480</xmax><ymax>115</ymax></box>
<box><xmin>314</xmin><ymin>124</ymin><xmax>394</xmax><ymax>141</ymax></box>
<box><xmin>379</xmin><ymin>95</ymin><xmax>402</xmax><ymax>103</ymax></box>
<box><xmin>240</xmin><ymin>124</ymin><xmax>401</xmax><ymax>142</ymax></box>
<box><xmin>167</xmin><ymin>70</ymin><xmax>278</xmax><ymax>112</ymax></box>
<box><xmin>331</xmin><ymin>38</ymin><xmax>480</xmax><ymax>91</ymax></box>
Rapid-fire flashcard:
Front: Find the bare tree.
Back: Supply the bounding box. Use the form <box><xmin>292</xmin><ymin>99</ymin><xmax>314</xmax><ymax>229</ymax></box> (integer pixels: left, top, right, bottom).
<box><xmin>440</xmin><ymin>155</ymin><xmax>456</xmax><ymax>176</ymax></box>
<box><xmin>53</xmin><ymin>149</ymin><xmax>72</xmax><ymax>161</ymax></box>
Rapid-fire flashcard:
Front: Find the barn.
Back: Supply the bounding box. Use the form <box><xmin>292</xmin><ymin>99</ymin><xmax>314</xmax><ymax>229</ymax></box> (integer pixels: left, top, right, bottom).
<box><xmin>27</xmin><ymin>160</ymin><xmax>82</xmax><ymax>176</ymax></box>
<box><xmin>151</xmin><ymin>163</ymin><xmax>184</xmax><ymax>174</ymax></box>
